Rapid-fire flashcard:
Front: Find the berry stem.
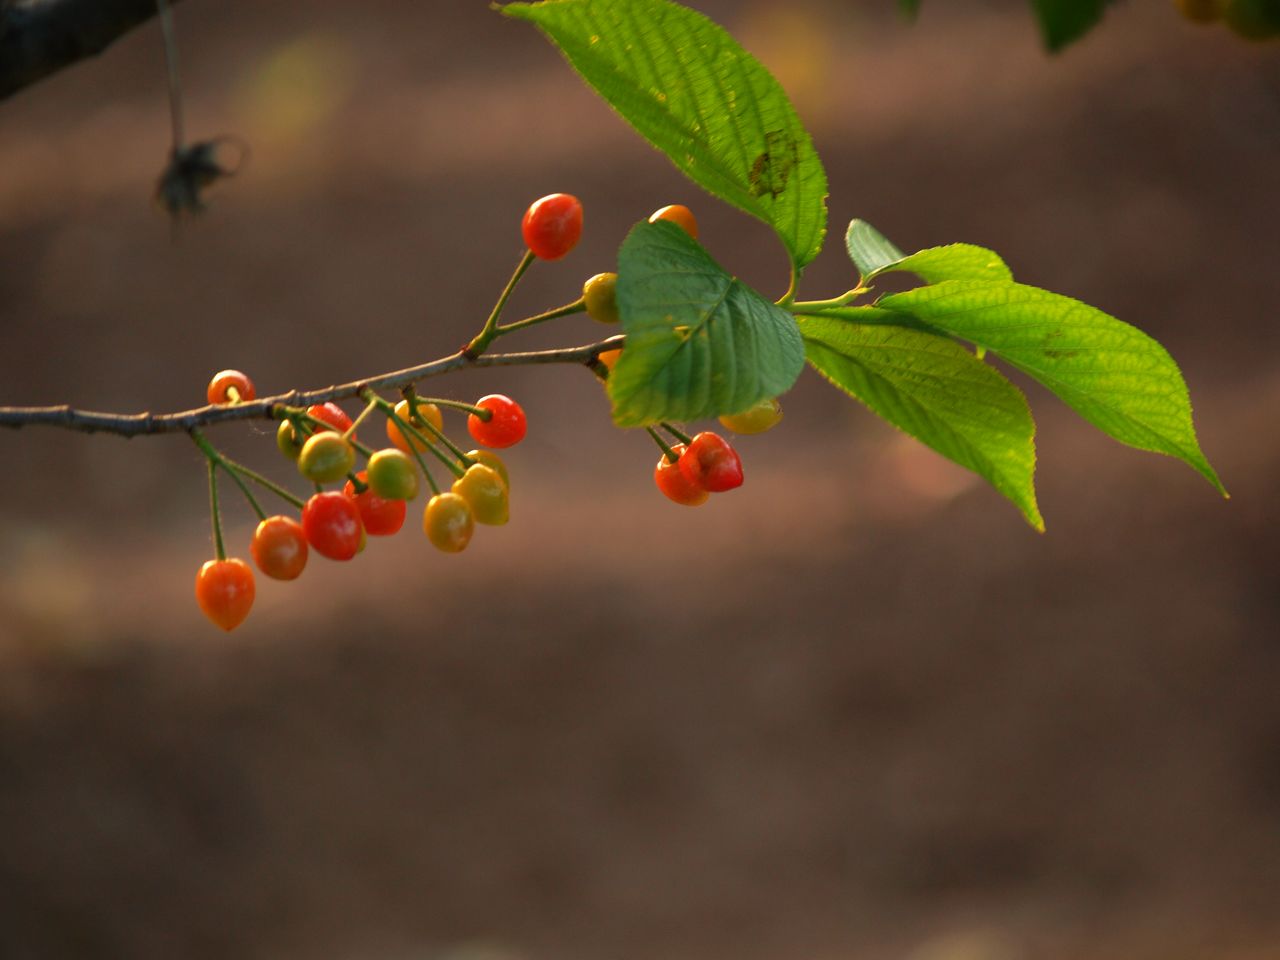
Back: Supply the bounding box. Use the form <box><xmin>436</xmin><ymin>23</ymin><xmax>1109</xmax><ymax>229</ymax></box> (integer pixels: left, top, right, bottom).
<box><xmin>207</xmin><ymin>459</ymin><xmax>226</xmax><ymax>561</ymax></box>
<box><xmin>345</xmin><ymin>397</ymin><xmax>380</xmax><ymax>438</ymax></box>
<box><xmin>218</xmin><ymin>462</ymin><xmax>267</xmax><ymax>521</ymax></box>
<box><xmin>399</xmin><ymin>391</ymin><xmax>475</xmax><ymax>465</ymax></box>
<box><xmin>417</xmin><ymin>397</ymin><xmax>491</xmax><ymax>419</ymax></box>
<box><xmin>367</xmin><ymin>391</ymin><xmax>465</xmax><ymax>481</ymax></box>
<box><xmin>646</xmin><ymin>426</ymin><xmax>680</xmax><ymax>465</ymax></box>
<box><xmin>465</xmin><ymin>249</ymin><xmax>536</xmax><ymax>357</ymax></box>
<box><xmin>495</xmin><ymin>297</ymin><xmax>587</xmax><ymax>336</ymax></box>
<box><xmin>296</xmin><ymin>410</ymin><xmax>375</xmax><ymax>458</ymax></box>
<box><xmin>660</xmin><ymin>422</ymin><xmax>694</xmax><ymax>445</ymax></box>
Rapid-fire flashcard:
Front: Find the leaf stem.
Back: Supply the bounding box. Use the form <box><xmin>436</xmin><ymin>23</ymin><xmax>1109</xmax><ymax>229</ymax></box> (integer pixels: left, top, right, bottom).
<box><xmin>790</xmin><ymin>287</ymin><xmax>871</xmax><ymax>313</ymax></box>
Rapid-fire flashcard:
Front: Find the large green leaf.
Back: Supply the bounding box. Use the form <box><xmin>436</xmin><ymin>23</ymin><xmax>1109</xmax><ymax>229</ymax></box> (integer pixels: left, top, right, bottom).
<box><xmin>501</xmin><ymin>0</ymin><xmax>828</xmax><ymax>270</ymax></box>
<box><xmin>1029</xmin><ymin>0</ymin><xmax>1111</xmax><ymax>52</ymax></box>
<box><xmin>609</xmin><ymin>220</ymin><xmax>804</xmax><ymax>426</ymax></box>
<box><xmin>801</xmin><ymin>310</ymin><xmax>1042</xmax><ymax>530</ymax></box>
<box><xmin>879</xmin><ymin>281</ymin><xmax>1225</xmax><ymax>493</ymax></box>
<box><xmin>846</xmin><ymin>219</ymin><xmax>1012</xmax><ymax>284</ymax></box>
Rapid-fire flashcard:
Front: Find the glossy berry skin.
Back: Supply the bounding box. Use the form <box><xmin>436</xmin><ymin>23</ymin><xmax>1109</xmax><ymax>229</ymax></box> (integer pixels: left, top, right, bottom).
<box><xmin>343</xmin><ymin>472</ymin><xmax>407</xmax><ymax>536</ymax></box>
<box><xmin>678</xmin><ymin>432</ymin><xmax>744</xmax><ymax>493</ymax></box>
<box><xmin>649</xmin><ymin>204</ymin><xmax>698</xmax><ymax>239</ymax></box>
<box><xmin>195</xmin><ymin>558</ymin><xmax>255</xmax><ymax>631</ymax></box>
<box><xmin>522</xmin><ymin>193</ymin><xmax>583</xmax><ymax>261</ymax></box>
<box><xmin>583</xmin><ymin>272</ymin><xmax>620</xmax><ymax>324</ymax></box>
<box><xmin>465</xmin><ymin>450</ymin><xmax>509</xmax><ymax>490</ymax></box>
<box><xmin>251</xmin><ymin>516</ymin><xmax>308</xmax><ymax>581</ymax></box>
<box><xmin>467</xmin><ymin>394</ymin><xmax>526</xmax><ymax>449</ymax></box>
<box><xmin>654</xmin><ymin>444</ymin><xmax>709</xmax><ymax>506</ymax></box>
<box><xmin>424</xmin><ymin>492</ymin><xmax>475</xmax><ymax>553</ymax></box>
<box><xmin>451</xmin><ymin>463</ymin><xmax>509</xmax><ymax>526</ymax></box>
<box><xmin>366</xmin><ymin>449</ymin><xmax>418</xmax><ymax>500</ymax></box>
<box><xmin>386</xmin><ymin>399</ymin><xmax>443</xmax><ymax>453</ymax></box>
<box><xmin>307</xmin><ymin>402</ymin><xmax>354</xmax><ymax>435</ymax></box>
<box><xmin>276</xmin><ymin>420</ymin><xmax>305</xmax><ymax>461</ymax></box>
<box><xmin>719</xmin><ymin>397</ymin><xmax>783</xmax><ymax>435</ymax></box>
<box><xmin>298</xmin><ymin>431</ymin><xmax>356</xmax><ymax>484</ymax></box>
<box><xmin>301</xmin><ymin>491</ymin><xmax>364</xmax><ymax>560</ymax></box>
<box><xmin>207</xmin><ymin>370</ymin><xmax>255</xmax><ymax>405</ymax></box>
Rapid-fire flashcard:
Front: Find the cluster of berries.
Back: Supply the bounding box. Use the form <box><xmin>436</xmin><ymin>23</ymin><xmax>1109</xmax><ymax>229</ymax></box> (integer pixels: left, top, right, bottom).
<box><xmin>191</xmin><ymin>192</ymin><xmax>784</xmax><ymax>631</ymax></box>
<box><xmin>195</xmin><ymin>369</ymin><xmax>524</xmax><ymax>631</ymax></box>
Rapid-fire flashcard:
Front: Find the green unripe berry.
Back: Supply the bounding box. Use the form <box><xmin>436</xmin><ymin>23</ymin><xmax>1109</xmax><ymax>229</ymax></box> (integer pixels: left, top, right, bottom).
<box><xmin>423</xmin><ymin>493</ymin><xmax>474</xmax><ymax>553</ymax></box>
<box><xmin>298</xmin><ymin>431</ymin><xmax>356</xmax><ymax>484</ymax></box>
<box><xmin>465</xmin><ymin>449</ymin><xmax>510</xmax><ymax>490</ymax></box>
<box><xmin>276</xmin><ymin>420</ymin><xmax>304</xmax><ymax>461</ymax></box>
<box><xmin>451</xmin><ymin>463</ymin><xmax>509</xmax><ymax>526</ymax></box>
<box><xmin>718</xmin><ymin>397</ymin><xmax>783</xmax><ymax>435</ymax></box>
<box><xmin>583</xmin><ymin>272</ymin><xmax>620</xmax><ymax>324</ymax></box>
<box><xmin>366</xmin><ymin>448</ymin><xmax>418</xmax><ymax>500</ymax></box>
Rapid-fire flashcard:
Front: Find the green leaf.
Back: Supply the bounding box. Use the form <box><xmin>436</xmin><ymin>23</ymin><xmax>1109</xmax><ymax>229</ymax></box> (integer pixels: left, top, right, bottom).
<box><xmin>846</xmin><ymin>219</ymin><xmax>1013</xmax><ymax>284</ymax></box>
<box><xmin>1029</xmin><ymin>0</ymin><xmax>1110</xmax><ymax>52</ymax></box>
<box><xmin>879</xmin><ymin>281</ymin><xmax>1226</xmax><ymax>493</ymax></box>
<box><xmin>609</xmin><ymin>220</ymin><xmax>805</xmax><ymax>427</ymax></box>
<box><xmin>898</xmin><ymin>0</ymin><xmax>922</xmax><ymax>20</ymax></box>
<box><xmin>501</xmin><ymin>0</ymin><xmax>829</xmax><ymax>270</ymax></box>
<box><xmin>801</xmin><ymin>310</ymin><xmax>1043</xmax><ymax>530</ymax></box>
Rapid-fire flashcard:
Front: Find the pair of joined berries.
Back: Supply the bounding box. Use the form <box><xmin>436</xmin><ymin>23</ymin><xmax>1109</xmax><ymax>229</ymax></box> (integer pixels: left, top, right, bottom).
<box><xmin>654</xmin><ymin>432</ymin><xmax>744</xmax><ymax>506</ymax></box>
<box><xmin>650</xmin><ymin>398</ymin><xmax>783</xmax><ymax>507</ymax></box>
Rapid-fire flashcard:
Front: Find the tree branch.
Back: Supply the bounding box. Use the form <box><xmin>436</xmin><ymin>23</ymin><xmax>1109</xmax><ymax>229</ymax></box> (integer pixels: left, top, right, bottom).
<box><xmin>0</xmin><ymin>0</ymin><xmax>186</xmax><ymax>101</ymax></box>
<box><xmin>0</xmin><ymin>335</ymin><xmax>625</xmax><ymax>437</ymax></box>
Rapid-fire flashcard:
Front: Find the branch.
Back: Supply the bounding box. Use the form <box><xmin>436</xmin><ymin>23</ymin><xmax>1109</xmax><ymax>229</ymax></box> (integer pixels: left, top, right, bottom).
<box><xmin>0</xmin><ymin>335</ymin><xmax>625</xmax><ymax>437</ymax></box>
<box><xmin>0</xmin><ymin>0</ymin><xmax>186</xmax><ymax>101</ymax></box>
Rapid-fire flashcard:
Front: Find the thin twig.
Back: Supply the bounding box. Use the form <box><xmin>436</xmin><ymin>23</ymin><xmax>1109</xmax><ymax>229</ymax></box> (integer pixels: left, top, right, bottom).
<box><xmin>0</xmin><ymin>336</ymin><xmax>625</xmax><ymax>437</ymax></box>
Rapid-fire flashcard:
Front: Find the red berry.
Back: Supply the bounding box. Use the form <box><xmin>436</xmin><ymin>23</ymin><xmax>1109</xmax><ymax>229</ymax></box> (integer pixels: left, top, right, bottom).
<box><xmin>301</xmin><ymin>491</ymin><xmax>365</xmax><ymax>560</ymax></box>
<box><xmin>678</xmin><ymin>432</ymin><xmax>744</xmax><ymax>493</ymax></box>
<box><xmin>343</xmin><ymin>471</ymin><xmax>407</xmax><ymax>537</ymax></box>
<box><xmin>207</xmin><ymin>370</ymin><xmax>255</xmax><ymax>405</ymax></box>
<box><xmin>654</xmin><ymin>444</ymin><xmax>709</xmax><ymax>506</ymax></box>
<box><xmin>251</xmin><ymin>516</ymin><xmax>308</xmax><ymax>581</ymax></box>
<box><xmin>467</xmin><ymin>394</ymin><xmax>527</xmax><ymax>448</ymax></box>
<box><xmin>195</xmin><ymin>558</ymin><xmax>255</xmax><ymax>631</ymax></box>
<box><xmin>307</xmin><ymin>402</ymin><xmax>354</xmax><ymax>434</ymax></box>
<box><xmin>649</xmin><ymin>204</ymin><xmax>698</xmax><ymax>239</ymax></box>
<box><xmin>522</xmin><ymin>193</ymin><xmax>583</xmax><ymax>261</ymax></box>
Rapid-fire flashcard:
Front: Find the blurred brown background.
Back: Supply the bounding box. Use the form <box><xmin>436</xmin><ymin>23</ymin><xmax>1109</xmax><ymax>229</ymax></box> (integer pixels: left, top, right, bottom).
<box><xmin>1</xmin><ymin>1</ymin><xmax>1278</xmax><ymax>958</ymax></box>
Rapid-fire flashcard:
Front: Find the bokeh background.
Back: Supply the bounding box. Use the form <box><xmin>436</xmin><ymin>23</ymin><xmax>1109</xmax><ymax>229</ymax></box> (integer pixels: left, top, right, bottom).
<box><xmin>2</xmin><ymin>1</ymin><xmax>1278</xmax><ymax>958</ymax></box>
